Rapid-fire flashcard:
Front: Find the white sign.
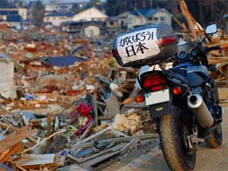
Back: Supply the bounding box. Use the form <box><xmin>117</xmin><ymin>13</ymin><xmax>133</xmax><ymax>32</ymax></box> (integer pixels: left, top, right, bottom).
<box><xmin>117</xmin><ymin>28</ymin><xmax>160</xmax><ymax>64</ymax></box>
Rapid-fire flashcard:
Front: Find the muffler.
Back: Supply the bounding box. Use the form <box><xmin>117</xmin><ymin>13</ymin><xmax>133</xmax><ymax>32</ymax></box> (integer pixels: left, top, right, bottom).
<box><xmin>187</xmin><ymin>94</ymin><xmax>214</xmax><ymax>128</ymax></box>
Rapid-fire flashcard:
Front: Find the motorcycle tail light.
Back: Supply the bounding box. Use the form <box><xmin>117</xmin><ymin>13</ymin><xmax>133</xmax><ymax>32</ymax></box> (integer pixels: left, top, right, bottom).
<box><xmin>142</xmin><ymin>75</ymin><xmax>166</xmax><ymax>89</ymax></box>
<box><xmin>173</xmin><ymin>87</ymin><xmax>182</xmax><ymax>95</ymax></box>
<box><xmin>135</xmin><ymin>94</ymin><xmax>145</xmax><ymax>103</ymax></box>
<box><xmin>159</xmin><ymin>36</ymin><xmax>177</xmax><ymax>46</ymax></box>
<box><xmin>152</xmin><ymin>85</ymin><xmax>163</xmax><ymax>91</ymax></box>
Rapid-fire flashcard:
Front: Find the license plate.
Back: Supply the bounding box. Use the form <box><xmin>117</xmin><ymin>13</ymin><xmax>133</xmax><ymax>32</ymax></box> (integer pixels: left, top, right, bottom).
<box><xmin>145</xmin><ymin>89</ymin><xmax>170</xmax><ymax>106</ymax></box>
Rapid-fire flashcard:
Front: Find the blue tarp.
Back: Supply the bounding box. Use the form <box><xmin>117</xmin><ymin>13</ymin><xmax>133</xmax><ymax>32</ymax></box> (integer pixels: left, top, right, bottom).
<box><xmin>44</xmin><ymin>56</ymin><xmax>88</xmax><ymax>67</ymax></box>
<box><xmin>71</xmin><ymin>46</ymin><xmax>84</xmax><ymax>55</ymax></box>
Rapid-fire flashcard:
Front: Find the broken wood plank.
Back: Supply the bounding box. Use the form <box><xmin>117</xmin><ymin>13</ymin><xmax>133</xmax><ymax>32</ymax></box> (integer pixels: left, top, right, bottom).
<box><xmin>47</xmin><ymin>113</ymin><xmax>52</xmax><ymax>148</ymax></box>
<box><xmin>21</xmin><ymin>129</ymin><xmax>66</xmax><ymax>154</ymax></box>
<box><xmin>178</xmin><ymin>0</ymin><xmax>200</xmax><ymax>40</ymax></box>
<box><xmin>78</xmin><ymin>121</ymin><xmax>95</xmax><ymax>141</ymax></box>
<box><xmin>0</xmin><ymin>123</ymin><xmax>15</xmax><ymax>132</ymax></box>
<box><xmin>16</xmin><ymin>154</ymin><xmax>55</xmax><ymax>166</ymax></box>
<box><xmin>218</xmin><ymin>88</ymin><xmax>228</xmax><ymax>100</ymax></box>
<box><xmin>208</xmin><ymin>57</ymin><xmax>228</xmax><ymax>65</ymax></box>
<box><xmin>92</xmin><ymin>123</ymin><xmax>108</xmax><ymax>133</ymax></box>
<box><xmin>0</xmin><ymin>143</ymin><xmax>23</xmax><ymax>163</ymax></box>
<box><xmin>0</xmin><ymin>125</ymin><xmax>37</xmax><ymax>154</ymax></box>
<box><xmin>15</xmin><ymin>164</ymin><xmax>27</xmax><ymax>171</ymax></box>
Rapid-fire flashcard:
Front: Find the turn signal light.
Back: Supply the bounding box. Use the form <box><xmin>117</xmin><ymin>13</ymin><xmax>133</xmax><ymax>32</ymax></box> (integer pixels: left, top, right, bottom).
<box><xmin>173</xmin><ymin>87</ymin><xmax>182</xmax><ymax>95</ymax></box>
<box><xmin>135</xmin><ymin>94</ymin><xmax>145</xmax><ymax>103</ymax></box>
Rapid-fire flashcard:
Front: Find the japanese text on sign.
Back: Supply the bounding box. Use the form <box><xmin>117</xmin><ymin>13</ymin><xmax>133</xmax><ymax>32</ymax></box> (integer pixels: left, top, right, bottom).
<box><xmin>118</xmin><ymin>30</ymin><xmax>155</xmax><ymax>48</ymax></box>
<box><xmin>116</xmin><ymin>28</ymin><xmax>160</xmax><ymax>64</ymax></box>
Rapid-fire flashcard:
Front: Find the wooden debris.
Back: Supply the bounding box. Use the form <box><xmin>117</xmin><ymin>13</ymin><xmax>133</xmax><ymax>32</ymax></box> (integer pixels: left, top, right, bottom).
<box><xmin>218</xmin><ymin>88</ymin><xmax>228</xmax><ymax>101</ymax></box>
<box><xmin>0</xmin><ymin>125</ymin><xmax>37</xmax><ymax>159</ymax></box>
<box><xmin>178</xmin><ymin>0</ymin><xmax>228</xmax><ymax>84</ymax></box>
<box><xmin>15</xmin><ymin>154</ymin><xmax>64</xmax><ymax>170</ymax></box>
<box><xmin>112</xmin><ymin>113</ymin><xmax>142</xmax><ymax>135</ymax></box>
<box><xmin>0</xmin><ymin>23</ymin><xmax>141</xmax><ymax>171</ymax></box>
<box><xmin>21</xmin><ymin>129</ymin><xmax>66</xmax><ymax>154</ymax></box>
<box><xmin>0</xmin><ymin>143</ymin><xmax>23</xmax><ymax>163</ymax></box>
<box><xmin>92</xmin><ymin>123</ymin><xmax>108</xmax><ymax>133</ymax></box>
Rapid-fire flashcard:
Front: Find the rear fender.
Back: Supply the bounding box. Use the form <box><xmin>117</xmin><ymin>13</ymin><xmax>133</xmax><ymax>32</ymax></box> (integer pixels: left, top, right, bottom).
<box><xmin>149</xmin><ymin>100</ymin><xmax>172</xmax><ymax>119</ymax></box>
<box><xmin>149</xmin><ymin>99</ymin><xmax>193</xmax><ymax>126</ymax></box>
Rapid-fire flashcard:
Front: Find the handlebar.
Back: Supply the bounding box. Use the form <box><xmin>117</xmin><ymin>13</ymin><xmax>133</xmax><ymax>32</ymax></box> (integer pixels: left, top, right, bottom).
<box><xmin>205</xmin><ymin>45</ymin><xmax>221</xmax><ymax>53</ymax></box>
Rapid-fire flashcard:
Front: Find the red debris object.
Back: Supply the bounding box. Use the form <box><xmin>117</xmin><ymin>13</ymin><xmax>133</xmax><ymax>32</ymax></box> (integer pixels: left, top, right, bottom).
<box><xmin>77</xmin><ymin>102</ymin><xmax>93</xmax><ymax>117</ymax></box>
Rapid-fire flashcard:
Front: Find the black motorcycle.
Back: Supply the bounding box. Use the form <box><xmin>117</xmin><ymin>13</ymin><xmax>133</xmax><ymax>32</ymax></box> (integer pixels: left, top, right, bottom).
<box><xmin>112</xmin><ymin>23</ymin><xmax>222</xmax><ymax>170</ymax></box>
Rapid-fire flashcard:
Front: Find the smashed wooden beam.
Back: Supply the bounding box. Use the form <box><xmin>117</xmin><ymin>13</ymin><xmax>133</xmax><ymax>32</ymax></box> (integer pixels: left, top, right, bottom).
<box><xmin>218</xmin><ymin>88</ymin><xmax>228</xmax><ymax>100</ymax></box>
<box><xmin>208</xmin><ymin>57</ymin><xmax>228</xmax><ymax>65</ymax></box>
<box><xmin>178</xmin><ymin>0</ymin><xmax>202</xmax><ymax>40</ymax></box>
<box><xmin>16</xmin><ymin>154</ymin><xmax>56</xmax><ymax>169</ymax></box>
<box><xmin>0</xmin><ymin>125</ymin><xmax>37</xmax><ymax>154</ymax></box>
<box><xmin>0</xmin><ymin>143</ymin><xmax>23</xmax><ymax>163</ymax></box>
<box><xmin>21</xmin><ymin>129</ymin><xmax>66</xmax><ymax>154</ymax></box>
<box><xmin>177</xmin><ymin>0</ymin><xmax>228</xmax><ymax>84</ymax></box>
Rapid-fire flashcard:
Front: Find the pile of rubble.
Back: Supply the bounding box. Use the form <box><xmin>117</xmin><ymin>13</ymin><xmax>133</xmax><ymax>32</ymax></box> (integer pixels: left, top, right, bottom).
<box><xmin>0</xmin><ymin>26</ymin><xmax>156</xmax><ymax>170</ymax></box>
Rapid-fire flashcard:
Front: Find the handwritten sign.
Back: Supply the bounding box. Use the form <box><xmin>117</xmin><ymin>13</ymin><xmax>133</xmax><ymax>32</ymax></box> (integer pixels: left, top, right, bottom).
<box><xmin>116</xmin><ymin>28</ymin><xmax>160</xmax><ymax>65</ymax></box>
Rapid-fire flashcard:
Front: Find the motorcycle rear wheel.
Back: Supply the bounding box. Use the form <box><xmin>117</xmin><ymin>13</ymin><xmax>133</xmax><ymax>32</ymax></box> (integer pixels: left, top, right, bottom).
<box><xmin>206</xmin><ymin>123</ymin><xmax>222</xmax><ymax>148</ymax></box>
<box><xmin>159</xmin><ymin>106</ymin><xmax>196</xmax><ymax>171</ymax></box>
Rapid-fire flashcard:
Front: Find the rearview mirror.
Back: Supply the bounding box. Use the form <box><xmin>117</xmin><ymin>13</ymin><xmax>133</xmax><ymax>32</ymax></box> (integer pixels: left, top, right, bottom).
<box><xmin>205</xmin><ymin>24</ymin><xmax>217</xmax><ymax>34</ymax></box>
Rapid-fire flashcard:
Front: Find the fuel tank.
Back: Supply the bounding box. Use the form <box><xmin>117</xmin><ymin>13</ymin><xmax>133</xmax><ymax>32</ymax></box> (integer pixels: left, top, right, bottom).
<box><xmin>172</xmin><ymin>63</ymin><xmax>209</xmax><ymax>87</ymax></box>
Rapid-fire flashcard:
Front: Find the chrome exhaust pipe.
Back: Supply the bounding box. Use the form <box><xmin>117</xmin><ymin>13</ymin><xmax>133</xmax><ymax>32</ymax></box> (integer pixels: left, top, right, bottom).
<box><xmin>187</xmin><ymin>94</ymin><xmax>214</xmax><ymax>128</ymax></box>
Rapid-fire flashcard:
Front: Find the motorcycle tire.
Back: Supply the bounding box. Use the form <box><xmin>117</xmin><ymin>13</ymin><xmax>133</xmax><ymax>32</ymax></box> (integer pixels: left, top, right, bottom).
<box><xmin>206</xmin><ymin>123</ymin><xmax>222</xmax><ymax>148</ymax></box>
<box><xmin>159</xmin><ymin>106</ymin><xmax>196</xmax><ymax>171</ymax></box>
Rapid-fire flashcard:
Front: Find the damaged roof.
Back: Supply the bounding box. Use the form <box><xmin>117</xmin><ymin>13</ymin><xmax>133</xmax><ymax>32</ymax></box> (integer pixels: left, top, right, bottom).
<box><xmin>6</xmin><ymin>15</ymin><xmax>22</xmax><ymax>22</ymax></box>
<box><xmin>118</xmin><ymin>8</ymin><xmax>172</xmax><ymax>18</ymax></box>
<box><xmin>46</xmin><ymin>12</ymin><xmax>75</xmax><ymax>17</ymax></box>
